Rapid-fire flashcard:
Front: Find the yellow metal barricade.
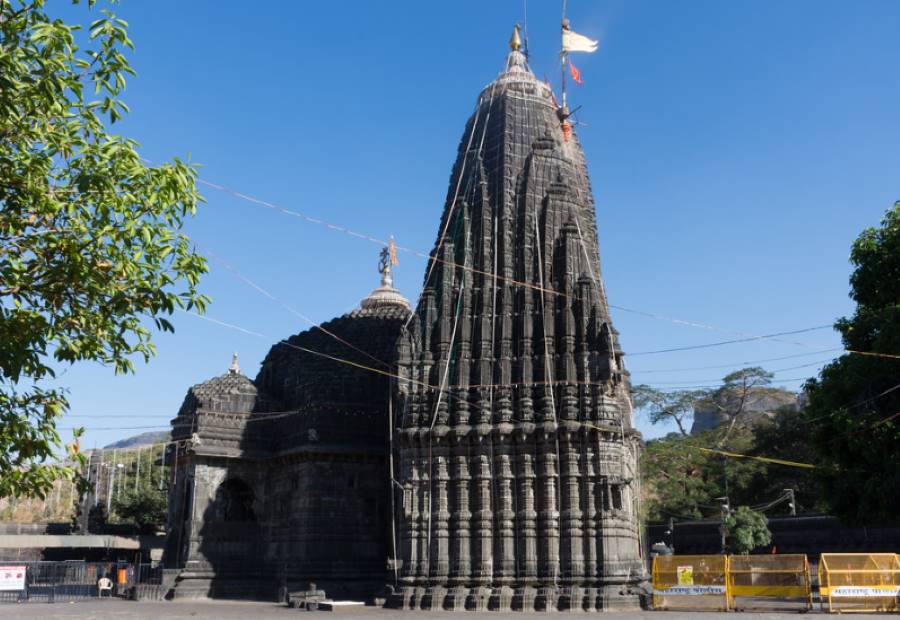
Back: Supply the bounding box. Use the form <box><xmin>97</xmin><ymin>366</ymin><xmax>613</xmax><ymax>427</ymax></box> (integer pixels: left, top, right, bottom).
<box><xmin>652</xmin><ymin>554</ymin><xmax>730</xmax><ymax>611</ymax></box>
<box><xmin>728</xmin><ymin>554</ymin><xmax>812</xmax><ymax>611</ymax></box>
<box><xmin>819</xmin><ymin>553</ymin><xmax>900</xmax><ymax>613</ymax></box>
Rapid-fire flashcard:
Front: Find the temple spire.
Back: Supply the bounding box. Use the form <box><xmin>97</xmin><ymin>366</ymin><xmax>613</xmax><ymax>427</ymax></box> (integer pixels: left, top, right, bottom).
<box><xmin>360</xmin><ymin>244</ymin><xmax>410</xmax><ymax>311</ymax></box>
<box><xmin>228</xmin><ymin>352</ymin><xmax>240</xmax><ymax>374</ymax></box>
<box><xmin>509</xmin><ymin>24</ymin><xmax>522</xmax><ymax>51</ymax></box>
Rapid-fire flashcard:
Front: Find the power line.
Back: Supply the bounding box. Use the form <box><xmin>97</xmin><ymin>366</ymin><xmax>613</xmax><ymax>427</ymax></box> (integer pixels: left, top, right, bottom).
<box><xmin>58</xmin><ymin>425</ymin><xmax>168</xmax><ymax>431</ymax></box>
<box><xmin>637</xmin><ymin>377</ymin><xmax>809</xmax><ymax>391</ymax></box>
<box><xmin>628</xmin><ymin>325</ymin><xmax>832</xmax><ymax>356</ymax></box>
<box><xmin>171</xmin><ymin>310</ymin><xmax>863</xmax><ymax>399</ymax></box>
<box><xmin>196</xmin><ymin>240</ymin><xmax>390</xmax><ymax>369</ymax></box>
<box><xmin>140</xmin><ymin>158</ymin><xmax>900</xmax><ymax>363</ymax></box>
<box><xmin>630</xmin><ymin>348</ymin><xmax>842</xmax><ymax>374</ymax></box>
<box><xmin>66</xmin><ymin>414</ymin><xmax>173</xmax><ymax>419</ymax></box>
<box><xmin>635</xmin><ymin>358</ymin><xmax>835</xmax><ymax>386</ymax></box>
<box><xmin>694</xmin><ymin>446</ymin><xmax>815</xmax><ymax>469</ymax></box>
<box><xmin>845</xmin><ymin>349</ymin><xmax>900</xmax><ymax>361</ymax></box>
<box><xmin>77</xmin><ymin>310</ymin><xmax>885</xmax><ymax>476</ymax></box>
<box><xmin>607</xmin><ymin>303</ymin><xmax>828</xmax><ymax>349</ymax></box>
<box><xmin>803</xmin><ymin>381</ymin><xmax>900</xmax><ymax>424</ymax></box>
<box><xmin>188</xmin><ymin>165</ymin><xmax>838</xmax><ymax>351</ymax></box>
<box><xmin>196</xmin><ymin>228</ymin><xmax>845</xmax><ymax>389</ymax></box>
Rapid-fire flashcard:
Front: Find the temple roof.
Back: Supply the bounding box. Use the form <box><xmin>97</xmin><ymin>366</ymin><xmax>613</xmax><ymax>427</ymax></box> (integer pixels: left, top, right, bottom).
<box><xmin>189</xmin><ymin>370</ymin><xmax>257</xmax><ymax>404</ymax></box>
<box><xmin>359</xmin><ymin>266</ymin><xmax>410</xmax><ymax>313</ymax></box>
<box><xmin>397</xmin><ymin>26</ymin><xmax>633</xmax><ymax>430</ymax></box>
<box><xmin>253</xmin><ymin>252</ymin><xmax>409</xmax><ymax>412</ymax></box>
<box><xmin>177</xmin><ymin>354</ymin><xmax>260</xmax><ymax>417</ymax></box>
<box><xmin>479</xmin><ymin>44</ymin><xmax>555</xmax><ymax>106</ymax></box>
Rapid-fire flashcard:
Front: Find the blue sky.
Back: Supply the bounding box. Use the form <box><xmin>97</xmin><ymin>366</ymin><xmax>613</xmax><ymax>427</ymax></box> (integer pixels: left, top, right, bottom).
<box><xmin>47</xmin><ymin>0</ymin><xmax>900</xmax><ymax>449</ymax></box>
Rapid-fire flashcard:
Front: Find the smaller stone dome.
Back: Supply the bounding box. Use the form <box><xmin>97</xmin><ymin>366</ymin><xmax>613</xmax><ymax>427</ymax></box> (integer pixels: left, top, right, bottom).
<box><xmin>360</xmin><ymin>265</ymin><xmax>410</xmax><ymax>312</ymax></box>
<box><xmin>177</xmin><ymin>353</ymin><xmax>259</xmax><ymax>417</ymax></box>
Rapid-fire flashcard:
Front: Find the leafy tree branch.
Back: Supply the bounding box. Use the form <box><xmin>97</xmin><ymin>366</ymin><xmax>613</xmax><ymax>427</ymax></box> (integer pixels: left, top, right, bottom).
<box><xmin>0</xmin><ymin>0</ymin><xmax>208</xmax><ymax>498</ymax></box>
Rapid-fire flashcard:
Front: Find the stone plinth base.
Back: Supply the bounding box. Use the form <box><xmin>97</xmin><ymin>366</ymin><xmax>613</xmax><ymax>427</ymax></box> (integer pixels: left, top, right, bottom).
<box><xmin>171</xmin><ymin>572</ymin><xmax>267</xmax><ymax>600</ymax></box>
<box><xmin>445</xmin><ymin>585</ymin><xmax>469</xmax><ymax>610</ymax></box>
<box><xmin>465</xmin><ymin>585</ymin><xmax>491</xmax><ymax>611</ymax></box>
<box><xmin>488</xmin><ymin>585</ymin><xmax>514</xmax><ymax>611</ymax></box>
<box><xmin>386</xmin><ymin>582</ymin><xmax>642</xmax><ymax>611</ymax></box>
<box><xmin>421</xmin><ymin>585</ymin><xmax>447</xmax><ymax>610</ymax></box>
<box><xmin>557</xmin><ymin>585</ymin><xmax>584</xmax><ymax>611</ymax></box>
<box><xmin>512</xmin><ymin>585</ymin><xmax>537</xmax><ymax>611</ymax></box>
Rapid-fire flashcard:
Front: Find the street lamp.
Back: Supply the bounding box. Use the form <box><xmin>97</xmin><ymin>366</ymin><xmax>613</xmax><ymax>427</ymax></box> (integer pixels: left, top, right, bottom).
<box><xmin>715</xmin><ymin>496</ymin><xmax>730</xmax><ymax>554</ymax></box>
<box><xmin>115</xmin><ymin>463</ymin><xmax>124</xmax><ymax>502</ymax></box>
<box><xmin>105</xmin><ymin>463</ymin><xmax>114</xmax><ymax>512</ymax></box>
<box><xmin>784</xmin><ymin>488</ymin><xmax>796</xmax><ymax>516</ymax></box>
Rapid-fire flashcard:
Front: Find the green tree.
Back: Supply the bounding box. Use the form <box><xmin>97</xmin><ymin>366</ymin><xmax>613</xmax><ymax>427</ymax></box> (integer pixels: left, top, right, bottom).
<box><xmin>803</xmin><ymin>201</ymin><xmax>900</xmax><ymax>523</ymax></box>
<box><xmin>703</xmin><ymin>367</ymin><xmax>774</xmax><ymax>446</ymax></box>
<box><xmin>632</xmin><ymin>386</ymin><xmax>703</xmax><ymax>436</ymax></box>
<box><xmin>743</xmin><ymin>406</ymin><xmax>826</xmax><ymax>515</ymax></box>
<box><xmin>641</xmin><ymin>427</ymin><xmax>764</xmax><ymax>521</ymax></box>
<box><xmin>0</xmin><ymin>0</ymin><xmax>208</xmax><ymax>499</ymax></box>
<box><xmin>637</xmin><ymin>370</ymin><xmax>778</xmax><ymax>521</ymax></box>
<box><xmin>634</xmin><ymin>367</ymin><xmax>775</xmax><ymax>443</ymax></box>
<box><xmin>642</xmin><ymin>432</ymin><xmax>719</xmax><ymax>520</ymax></box>
<box><xmin>724</xmin><ymin>505</ymin><xmax>772</xmax><ymax>554</ymax></box>
<box><xmin>112</xmin><ymin>478</ymin><xmax>166</xmax><ymax>534</ymax></box>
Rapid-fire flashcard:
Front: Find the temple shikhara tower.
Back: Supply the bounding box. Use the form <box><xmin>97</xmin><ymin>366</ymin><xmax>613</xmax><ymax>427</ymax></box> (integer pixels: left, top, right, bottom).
<box><xmin>164</xmin><ymin>25</ymin><xmax>644</xmax><ymax>610</ymax></box>
<box><xmin>390</xmin><ymin>28</ymin><xmax>645</xmax><ymax>610</ymax></box>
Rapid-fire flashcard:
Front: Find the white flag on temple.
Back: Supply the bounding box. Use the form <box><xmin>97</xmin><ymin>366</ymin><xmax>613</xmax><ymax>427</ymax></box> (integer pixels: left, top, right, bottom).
<box><xmin>562</xmin><ymin>29</ymin><xmax>599</xmax><ymax>53</ymax></box>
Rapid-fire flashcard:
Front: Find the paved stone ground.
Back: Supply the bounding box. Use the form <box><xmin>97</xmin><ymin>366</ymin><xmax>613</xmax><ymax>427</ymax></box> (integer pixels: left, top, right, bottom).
<box><xmin>0</xmin><ymin>601</ymin><xmax>898</xmax><ymax>620</ymax></box>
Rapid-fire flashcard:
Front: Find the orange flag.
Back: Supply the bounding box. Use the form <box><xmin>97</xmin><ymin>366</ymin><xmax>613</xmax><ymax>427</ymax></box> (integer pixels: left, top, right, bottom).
<box><xmin>389</xmin><ymin>237</ymin><xmax>399</xmax><ymax>266</ymax></box>
<box><xmin>569</xmin><ymin>60</ymin><xmax>583</xmax><ymax>85</ymax></box>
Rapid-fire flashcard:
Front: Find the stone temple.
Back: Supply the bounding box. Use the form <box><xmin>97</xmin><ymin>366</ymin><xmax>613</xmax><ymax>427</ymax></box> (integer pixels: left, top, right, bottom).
<box><xmin>165</xmin><ymin>30</ymin><xmax>645</xmax><ymax>609</ymax></box>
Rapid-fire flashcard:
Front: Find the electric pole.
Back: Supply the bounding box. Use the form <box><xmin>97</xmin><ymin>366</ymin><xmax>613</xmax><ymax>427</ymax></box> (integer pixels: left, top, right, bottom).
<box><xmin>784</xmin><ymin>488</ymin><xmax>796</xmax><ymax>516</ymax></box>
<box><xmin>717</xmin><ymin>497</ymin><xmax>730</xmax><ymax>554</ymax></box>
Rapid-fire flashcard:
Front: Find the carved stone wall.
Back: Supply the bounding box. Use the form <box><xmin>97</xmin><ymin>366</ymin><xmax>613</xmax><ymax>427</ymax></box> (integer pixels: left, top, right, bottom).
<box><xmin>166</xmin><ymin>301</ymin><xmax>409</xmax><ymax>600</ymax></box>
<box><xmin>391</xmin><ymin>48</ymin><xmax>646</xmax><ymax>611</ymax></box>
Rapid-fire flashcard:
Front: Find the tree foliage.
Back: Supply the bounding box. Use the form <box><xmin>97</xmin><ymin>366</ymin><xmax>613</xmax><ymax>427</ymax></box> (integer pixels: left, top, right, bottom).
<box><xmin>724</xmin><ymin>506</ymin><xmax>772</xmax><ymax>554</ymax></box>
<box><xmin>642</xmin><ymin>426</ymin><xmax>765</xmax><ymax>521</ymax></box>
<box><xmin>637</xmin><ymin>368</ymin><xmax>821</xmax><ymax>522</ymax></box>
<box><xmin>803</xmin><ymin>201</ymin><xmax>900</xmax><ymax>524</ymax></box>
<box><xmin>632</xmin><ymin>386</ymin><xmax>703</xmax><ymax>436</ymax></box>
<box><xmin>703</xmin><ymin>367</ymin><xmax>774</xmax><ymax>445</ymax></box>
<box><xmin>112</xmin><ymin>478</ymin><xmax>166</xmax><ymax>534</ymax></box>
<box><xmin>744</xmin><ymin>406</ymin><xmax>826</xmax><ymax>515</ymax></box>
<box><xmin>0</xmin><ymin>0</ymin><xmax>208</xmax><ymax>499</ymax></box>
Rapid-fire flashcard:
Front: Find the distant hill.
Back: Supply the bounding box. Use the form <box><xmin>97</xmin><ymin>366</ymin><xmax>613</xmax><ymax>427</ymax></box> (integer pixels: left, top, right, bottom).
<box><xmin>104</xmin><ymin>430</ymin><xmax>169</xmax><ymax>449</ymax></box>
<box><xmin>690</xmin><ymin>388</ymin><xmax>799</xmax><ymax>435</ymax></box>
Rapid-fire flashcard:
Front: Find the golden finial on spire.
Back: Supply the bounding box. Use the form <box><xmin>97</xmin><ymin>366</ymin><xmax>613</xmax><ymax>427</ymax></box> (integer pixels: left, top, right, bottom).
<box><xmin>509</xmin><ymin>24</ymin><xmax>522</xmax><ymax>52</ymax></box>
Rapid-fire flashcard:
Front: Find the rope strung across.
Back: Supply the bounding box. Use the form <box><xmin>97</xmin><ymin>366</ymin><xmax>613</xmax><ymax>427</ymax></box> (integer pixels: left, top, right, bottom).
<box><xmin>163</xmin><ymin>157</ymin><xmax>900</xmax><ymax>364</ymax></box>
<box><xmin>178</xmin><ymin>165</ymin><xmax>856</xmax><ymax>353</ymax></box>
<box><xmin>192</xmin><ymin>179</ymin><xmax>900</xmax><ymax>363</ymax></box>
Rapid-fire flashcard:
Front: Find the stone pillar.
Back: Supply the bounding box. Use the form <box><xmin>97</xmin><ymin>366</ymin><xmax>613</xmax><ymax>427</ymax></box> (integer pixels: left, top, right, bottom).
<box><xmin>513</xmin><ymin>434</ymin><xmax>537</xmax><ymax>611</ymax></box>
<box><xmin>422</xmin><ymin>442</ymin><xmax>450</xmax><ymax>609</ymax></box>
<box><xmin>433</xmin><ymin>445</ymin><xmax>451</xmax><ymax>577</ymax></box>
<box><xmin>580</xmin><ymin>433</ymin><xmax>599</xmax><ymax>611</ymax></box>
<box><xmin>535</xmin><ymin>432</ymin><xmax>559</xmax><ymax>611</ymax></box>
<box><xmin>490</xmin><ymin>432</ymin><xmax>515</xmax><ymax>610</ymax></box>
<box><xmin>558</xmin><ymin>431</ymin><xmax>584</xmax><ymax>610</ymax></box>
<box><xmin>468</xmin><ymin>439</ymin><xmax>493</xmax><ymax>610</ymax></box>
<box><xmin>445</xmin><ymin>436</ymin><xmax>471</xmax><ymax>610</ymax></box>
<box><xmin>399</xmin><ymin>448</ymin><xmax>418</xmax><ymax>588</ymax></box>
<box><xmin>593</xmin><ymin>442</ymin><xmax>609</xmax><ymax>610</ymax></box>
<box><xmin>415</xmin><ymin>445</ymin><xmax>431</xmax><ymax>590</ymax></box>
